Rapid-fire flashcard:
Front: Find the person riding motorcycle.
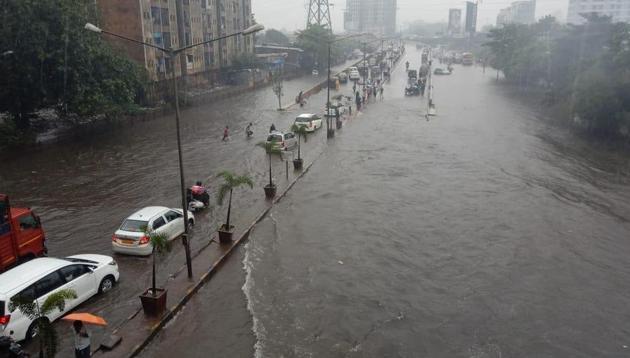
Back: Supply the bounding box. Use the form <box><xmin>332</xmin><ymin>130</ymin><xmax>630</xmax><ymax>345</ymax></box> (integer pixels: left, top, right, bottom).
<box><xmin>191</xmin><ymin>181</ymin><xmax>210</xmax><ymax>206</ymax></box>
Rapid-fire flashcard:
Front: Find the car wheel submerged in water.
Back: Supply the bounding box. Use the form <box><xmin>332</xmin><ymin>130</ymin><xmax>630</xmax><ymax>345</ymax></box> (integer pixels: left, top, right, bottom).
<box><xmin>98</xmin><ymin>275</ymin><xmax>116</xmax><ymax>294</ymax></box>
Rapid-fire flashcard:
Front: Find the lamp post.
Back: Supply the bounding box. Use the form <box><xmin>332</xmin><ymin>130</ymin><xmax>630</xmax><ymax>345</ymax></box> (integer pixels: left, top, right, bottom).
<box><xmin>86</xmin><ymin>22</ymin><xmax>264</xmax><ymax>279</ymax></box>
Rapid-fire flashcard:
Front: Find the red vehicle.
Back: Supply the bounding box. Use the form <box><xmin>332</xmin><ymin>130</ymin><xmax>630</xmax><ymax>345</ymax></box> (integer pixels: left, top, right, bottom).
<box><xmin>0</xmin><ymin>194</ymin><xmax>47</xmax><ymax>271</ymax></box>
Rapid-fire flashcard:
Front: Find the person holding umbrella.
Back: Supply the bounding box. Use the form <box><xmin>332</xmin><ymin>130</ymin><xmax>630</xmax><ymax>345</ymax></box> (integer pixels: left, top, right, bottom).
<box><xmin>73</xmin><ymin>320</ymin><xmax>90</xmax><ymax>358</ymax></box>
<box><xmin>63</xmin><ymin>313</ymin><xmax>107</xmax><ymax>358</ymax></box>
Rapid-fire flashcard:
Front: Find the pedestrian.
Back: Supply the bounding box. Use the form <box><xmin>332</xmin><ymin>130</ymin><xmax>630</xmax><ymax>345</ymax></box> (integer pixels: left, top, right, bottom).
<box><xmin>355</xmin><ymin>91</ymin><xmax>361</xmax><ymax>111</ymax></box>
<box><xmin>379</xmin><ymin>86</ymin><xmax>384</xmax><ymax>100</ymax></box>
<box><xmin>297</xmin><ymin>90</ymin><xmax>303</xmax><ymax>106</ymax></box>
<box><xmin>222</xmin><ymin>126</ymin><xmax>229</xmax><ymax>141</ymax></box>
<box><xmin>352</xmin><ymin>82</ymin><xmax>357</xmax><ymax>93</ymax></box>
<box><xmin>269</xmin><ymin>123</ymin><xmax>276</xmax><ymax>132</ymax></box>
<box><xmin>73</xmin><ymin>320</ymin><xmax>90</xmax><ymax>358</ymax></box>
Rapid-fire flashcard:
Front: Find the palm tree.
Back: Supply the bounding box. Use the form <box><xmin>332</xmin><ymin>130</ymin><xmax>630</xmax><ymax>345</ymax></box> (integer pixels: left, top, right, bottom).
<box><xmin>290</xmin><ymin>124</ymin><xmax>308</xmax><ymax>169</ymax></box>
<box><xmin>257</xmin><ymin>139</ymin><xmax>281</xmax><ymax>197</ymax></box>
<box><xmin>10</xmin><ymin>289</ymin><xmax>77</xmax><ymax>357</ymax></box>
<box><xmin>145</xmin><ymin>228</ymin><xmax>170</xmax><ymax>297</ymax></box>
<box><xmin>216</xmin><ymin>171</ymin><xmax>254</xmax><ymax>234</ymax></box>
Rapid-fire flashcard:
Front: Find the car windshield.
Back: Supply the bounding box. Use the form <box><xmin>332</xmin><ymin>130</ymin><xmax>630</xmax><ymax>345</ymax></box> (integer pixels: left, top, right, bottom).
<box><xmin>120</xmin><ymin>219</ymin><xmax>148</xmax><ymax>232</ymax></box>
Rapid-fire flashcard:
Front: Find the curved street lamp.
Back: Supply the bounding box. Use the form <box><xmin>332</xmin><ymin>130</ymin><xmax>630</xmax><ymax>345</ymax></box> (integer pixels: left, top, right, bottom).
<box><xmin>85</xmin><ymin>21</ymin><xmax>264</xmax><ymax>278</ymax></box>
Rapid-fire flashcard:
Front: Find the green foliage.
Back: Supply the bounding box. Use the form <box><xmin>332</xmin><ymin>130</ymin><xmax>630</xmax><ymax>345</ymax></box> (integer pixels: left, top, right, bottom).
<box><xmin>256</xmin><ymin>139</ymin><xmax>282</xmax><ymax>155</ymax></box>
<box><xmin>295</xmin><ymin>24</ymin><xmax>342</xmax><ymax>70</ymax></box>
<box><xmin>216</xmin><ymin>171</ymin><xmax>254</xmax><ymax>205</ymax></box>
<box><xmin>262</xmin><ymin>29</ymin><xmax>290</xmax><ymax>46</ymax></box>
<box><xmin>484</xmin><ymin>16</ymin><xmax>630</xmax><ymax>138</ymax></box>
<box><xmin>231</xmin><ymin>52</ymin><xmax>259</xmax><ymax>69</ymax></box>
<box><xmin>290</xmin><ymin>123</ymin><xmax>308</xmax><ymax>160</ymax></box>
<box><xmin>10</xmin><ymin>289</ymin><xmax>77</xmax><ymax>357</ymax></box>
<box><xmin>0</xmin><ymin>0</ymin><xmax>147</xmax><ymax>130</ymax></box>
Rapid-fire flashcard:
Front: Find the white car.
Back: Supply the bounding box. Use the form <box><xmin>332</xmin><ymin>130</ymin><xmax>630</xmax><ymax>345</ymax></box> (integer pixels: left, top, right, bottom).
<box><xmin>349</xmin><ymin>70</ymin><xmax>361</xmax><ymax>81</ymax></box>
<box><xmin>112</xmin><ymin>206</ymin><xmax>195</xmax><ymax>256</ymax></box>
<box><xmin>0</xmin><ymin>254</ymin><xmax>119</xmax><ymax>342</ymax></box>
<box><xmin>266</xmin><ymin>131</ymin><xmax>297</xmax><ymax>151</ymax></box>
<box><xmin>294</xmin><ymin>114</ymin><xmax>323</xmax><ymax>132</ymax></box>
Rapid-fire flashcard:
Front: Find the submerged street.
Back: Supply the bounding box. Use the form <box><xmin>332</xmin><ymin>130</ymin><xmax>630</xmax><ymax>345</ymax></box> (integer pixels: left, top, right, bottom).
<box><xmin>3</xmin><ymin>44</ymin><xmax>630</xmax><ymax>357</ymax></box>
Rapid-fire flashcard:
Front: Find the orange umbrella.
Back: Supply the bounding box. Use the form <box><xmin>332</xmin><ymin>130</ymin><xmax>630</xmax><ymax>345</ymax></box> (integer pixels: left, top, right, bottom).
<box><xmin>61</xmin><ymin>313</ymin><xmax>107</xmax><ymax>326</ymax></box>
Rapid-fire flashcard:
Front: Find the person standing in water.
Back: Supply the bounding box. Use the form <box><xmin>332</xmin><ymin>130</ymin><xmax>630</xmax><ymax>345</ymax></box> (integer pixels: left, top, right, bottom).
<box><xmin>222</xmin><ymin>126</ymin><xmax>229</xmax><ymax>141</ymax></box>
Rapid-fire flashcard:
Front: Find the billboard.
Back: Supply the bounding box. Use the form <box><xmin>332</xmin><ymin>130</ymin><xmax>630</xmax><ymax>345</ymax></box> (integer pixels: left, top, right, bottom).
<box><xmin>465</xmin><ymin>1</ymin><xmax>478</xmax><ymax>34</ymax></box>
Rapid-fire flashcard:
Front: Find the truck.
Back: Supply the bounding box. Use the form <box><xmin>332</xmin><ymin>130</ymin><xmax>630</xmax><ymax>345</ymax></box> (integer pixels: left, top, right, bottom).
<box><xmin>0</xmin><ymin>194</ymin><xmax>47</xmax><ymax>271</ymax></box>
<box><xmin>462</xmin><ymin>52</ymin><xmax>474</xmax><ymax>66</ymax></box>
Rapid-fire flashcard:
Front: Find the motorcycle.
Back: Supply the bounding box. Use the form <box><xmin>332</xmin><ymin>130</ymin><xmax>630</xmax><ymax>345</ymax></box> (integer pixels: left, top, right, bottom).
<box><xmin>186</xmin><ymin>187</ymin><xmax>210</xmax><ymax>212</ymax></box>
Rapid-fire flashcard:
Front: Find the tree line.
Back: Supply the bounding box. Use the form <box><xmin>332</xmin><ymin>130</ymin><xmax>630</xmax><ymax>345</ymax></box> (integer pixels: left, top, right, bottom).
<box><xmin>484</xmin><ymin>15</ymin><xmax>630</xmax><ymax>138</ymax></box>
<box><xmin>0</xmin><ymin>0</ymin><xmax>146</xmax><ymax>146</ymax></box>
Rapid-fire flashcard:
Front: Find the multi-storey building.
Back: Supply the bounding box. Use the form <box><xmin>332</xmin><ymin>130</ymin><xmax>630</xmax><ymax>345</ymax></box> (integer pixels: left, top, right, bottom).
<box><xmin>344</xmin><ymin>0</ymin><xmax>397</xmax><ymax>37</ymax></box>
<box><xmin>96</xmin><ymin>0</ymin><xmax>254</xmax><ymax>83</ymax></box>
<box><xmin>496</xmin><ymin>0</ymin><xmax>536</xmax><ymax>26</ymax></box>
<box><xmin>567</xmin><ymin>0</ymin><xmax>630</xmax><ymax>24</ymax></box>
<box><xmin>448</xmin><ymin>9</ymin><xmax>462</xmax><ymax>35</ymax></box>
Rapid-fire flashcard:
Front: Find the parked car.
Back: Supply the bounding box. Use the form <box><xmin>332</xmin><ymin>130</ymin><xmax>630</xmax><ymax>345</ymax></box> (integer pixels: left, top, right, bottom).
<box><xmin>112</xmin><ymin>206</ymin><xmax>195</xmax><ymax>256</ymax></box>
<box><xmin>294</xmin><ymin>114</ymin><xmax>323</xmax><ymax>132</ymax></box>
<box><xmin>349</xmin><ymin>70</ymin><xmax>361</xmax><ymax>81</ymax></box>
<box><xmin>266</xmin><ymin>131</ymin><xmax>297</xmax><ymax>151</ymax></box>
<box><xmin>0</xmin><ymin>254</ymin><xmax>119</xmax><ymax>342</ymax></box>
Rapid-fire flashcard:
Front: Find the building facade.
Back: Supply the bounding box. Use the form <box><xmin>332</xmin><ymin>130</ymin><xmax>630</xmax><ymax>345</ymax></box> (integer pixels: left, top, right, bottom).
<box><xmin>97</xmin><ymin>0</ymin><xmax>255</xmax><ymax>83</ymax></box>
<box><xmin>344</xmin><ymin>0</ymin><xmax>397</xmax><ymax>36</ymax></box>
<box><xmin>496</xmin><ymin>0</ymin><xmax>536</xmax><ymax>26</ymax></box>
<box><xmin>465</xmin><ymin>1</ymin><xmax>478</xmax><ymax>34</ymax></box>
<box><xmin>448</xmin><ymin>8</ymin><xmax>462</xmax><ymax>35</ymax></box>
<box><xmin>567</xmin><ymin>0</ymin><xmax>630</xmax><ymax>24</ymax></box>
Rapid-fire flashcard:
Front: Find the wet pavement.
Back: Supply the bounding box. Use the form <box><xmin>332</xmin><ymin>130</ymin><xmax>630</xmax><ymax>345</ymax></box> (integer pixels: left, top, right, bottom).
<box><xmin>4</xmin><ymin>43</ymin><xmax>630</xmax><ymax>357</ymax></box>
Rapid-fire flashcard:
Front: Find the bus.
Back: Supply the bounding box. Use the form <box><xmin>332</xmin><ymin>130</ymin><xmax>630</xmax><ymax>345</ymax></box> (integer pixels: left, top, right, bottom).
<box><xmin>462</xmin><ymin>52</ymin><xmax>474</xmax><ymax>66</ymax></box>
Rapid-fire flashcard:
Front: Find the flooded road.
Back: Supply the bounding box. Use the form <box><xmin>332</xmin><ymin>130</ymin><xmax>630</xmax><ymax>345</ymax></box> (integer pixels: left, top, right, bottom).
<box><xmin>0</xmin><ymin>65</ymin><xmax>343</xmax><ymax>355</ymax></box>
<box><xmin>4</xmin><ymin>44</ymin><xmax>630</xmax><ymax>357</ymax></box>
<box><xmin>145</xmin><ymin>46</ymin><xmax>630</xmax><ymax>357</ymax></box>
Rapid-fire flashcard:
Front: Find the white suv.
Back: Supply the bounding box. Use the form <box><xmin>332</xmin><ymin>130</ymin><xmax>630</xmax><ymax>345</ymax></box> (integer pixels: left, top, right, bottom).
<box><xmin>112</xmin><ymin>206</ymin><xmax>195</xmax><ymax>256</ymax></box>
<box><xmin>0</xmin><ymin>254</ymin><xmax>119</xmax><ymax>342</ymax></box>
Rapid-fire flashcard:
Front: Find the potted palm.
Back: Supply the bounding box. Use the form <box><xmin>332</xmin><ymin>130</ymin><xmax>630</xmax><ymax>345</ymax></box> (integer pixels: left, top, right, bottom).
<box><xmin>290</xmin><ymin>124</ymin><xmax>308</xmax><ymax>170</ymax></box>
<box><xmin>257</xmin><ymin>139</ymin><xmax>281</xmax><ymax>198</ymax></box>
<box><xmin>216</xmin><ymin>171</ymin><xmax>254</xmax><ymax>244</ymax></box>
<box><xmin>11</xmin><ymin>289</ymin><xmax>77</xmax><ymax>357</ymax></box>
<box><xmin>139</xmin><ymin>229</ymin><xmax>171</xmax><ymax>316</ymax></box>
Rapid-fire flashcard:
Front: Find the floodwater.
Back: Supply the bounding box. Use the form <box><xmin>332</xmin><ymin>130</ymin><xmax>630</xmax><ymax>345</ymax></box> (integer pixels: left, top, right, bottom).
<box><xmin>148</xmin><ymin>45</ymin><xmax>630</xmax><ymax>357</ymax></box>
<box><xmin>4</xmin><ymin>44</ymin><xmax>630</xmax><ymax>357</ymax></box>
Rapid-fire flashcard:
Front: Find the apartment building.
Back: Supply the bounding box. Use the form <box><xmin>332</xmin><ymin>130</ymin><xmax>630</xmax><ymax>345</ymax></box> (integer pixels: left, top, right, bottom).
<box><xmin>97</xmin><ymin>0</ymin><xmax>254</xmax><ymax>83</ymax></box>
<box><xmin>496</xmin><ymin>0</ymin><xmax>536</xmax><ymax>26</ymax></box>
<box><xmin>567</xmin><ymin>0</ymin><xmax>630</xmax><ymax>24</ymax></box>
<box><xmin>344</xmin><ymin>0</ymin><xmax>397</xmax><ymax>37</ymax></box>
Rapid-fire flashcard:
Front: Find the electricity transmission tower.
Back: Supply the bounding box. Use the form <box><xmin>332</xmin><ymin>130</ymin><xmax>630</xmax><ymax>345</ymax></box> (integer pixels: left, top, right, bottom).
<box><xmin>307</xmin><ymin>0</ymin><xmax>332</xmax><ymax>31</ymax></box>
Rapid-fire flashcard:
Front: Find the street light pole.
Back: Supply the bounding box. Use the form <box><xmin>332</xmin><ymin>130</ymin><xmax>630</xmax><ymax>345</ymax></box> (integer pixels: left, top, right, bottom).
<box><xmin>86</xmin><ymin>22</ymin><xmax>264</xmax><ymax>279</ymax></box>
<box><xmin>326</xmin><ymin>43</ymin><xmax>332</xmax><ymax>138</ymax></box>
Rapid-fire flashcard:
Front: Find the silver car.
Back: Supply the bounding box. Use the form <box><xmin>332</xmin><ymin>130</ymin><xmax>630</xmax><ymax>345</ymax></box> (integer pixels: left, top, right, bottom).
<box><xmin>266</xmin><ymin>131</ymin><xmax>297</xmax><ymax>151</ymax></box>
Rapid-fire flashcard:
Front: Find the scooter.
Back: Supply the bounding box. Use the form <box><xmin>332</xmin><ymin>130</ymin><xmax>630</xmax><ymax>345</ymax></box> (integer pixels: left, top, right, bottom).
<box><xmin>186</xmin><ymin>187</ymin><xmax>210</xmax><ymax>212</ymax></box>
<box><xmin>0</xmin><ymin>336</ymin><xmax>29</xmax><ymax>357</ymax></box>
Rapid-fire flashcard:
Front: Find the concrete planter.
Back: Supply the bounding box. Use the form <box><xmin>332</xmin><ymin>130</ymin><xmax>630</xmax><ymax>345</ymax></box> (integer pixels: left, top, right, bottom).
<box><xmin>140</xmin><ymin>288</ymin><xmax>167</xmax><ymax>316</ymax></box>
<box><xmin>264</xmin><ymin>184</ymin><xmax>277</xmax><ymax>198</ymax></box>
<box><xmin>218</xmin><ymin>224</ymin><xmax>234</xmax><ymax>244</ymax></box>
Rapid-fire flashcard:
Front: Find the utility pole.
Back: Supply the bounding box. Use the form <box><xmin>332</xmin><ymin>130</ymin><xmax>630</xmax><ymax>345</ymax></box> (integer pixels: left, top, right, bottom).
<box><xmin>307</xmin><ymin>0</ymin><xmax>332</xmax><ymax>32</ymax></box>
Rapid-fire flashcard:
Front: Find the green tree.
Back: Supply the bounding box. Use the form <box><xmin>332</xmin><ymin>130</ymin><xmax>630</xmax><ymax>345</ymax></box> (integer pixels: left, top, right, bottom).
<box><xmin>0</xmin><ymin>0</ymin><xmax>146</xmax><ymax>131</ymax></box>
<box><xmin>10</xmin><ymin>289</ymin><xmax>78</xmax><ymax>357</ymax></box>
<box><xmin>216</xmin><ymin>171</ymin><xmax>254</xmax><ymax>229</ymax></box>
<box><xmin>262</xmin><ymin>29</ymin><xmax>290</xmax><ymax>46</ymax></box>
<box><xmin>295</xmin><ymin>24</ymin><xmax>340</xmax><ymax>71</ymax></box>
<box><xmin>291</xmin><ymin>123</ymin><xmax>308</xmax><ymax>160</ymax></box>
<box><xmin>143</xmin><ymin>228</ymin><xmax>171</xmax><ymax>298</ymax></box>
<box><xmin>257</xmin><ymin>139</ymin><xmax>281</xmax><ymax>188</ymax></box>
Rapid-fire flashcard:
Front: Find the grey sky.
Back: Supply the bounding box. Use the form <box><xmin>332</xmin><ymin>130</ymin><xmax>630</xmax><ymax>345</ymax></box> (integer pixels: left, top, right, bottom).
<box><xmin>253</xmin><ymin>0</ymin><xmax>569</xmax><ymax>33</ymax></box>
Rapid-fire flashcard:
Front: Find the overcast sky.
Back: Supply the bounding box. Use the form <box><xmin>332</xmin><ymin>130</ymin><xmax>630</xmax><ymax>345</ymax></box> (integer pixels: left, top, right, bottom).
<box><xmin>253</xmin><ymin>0</ymin><xmax>569</xmax><ymax>33</ymax></box>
